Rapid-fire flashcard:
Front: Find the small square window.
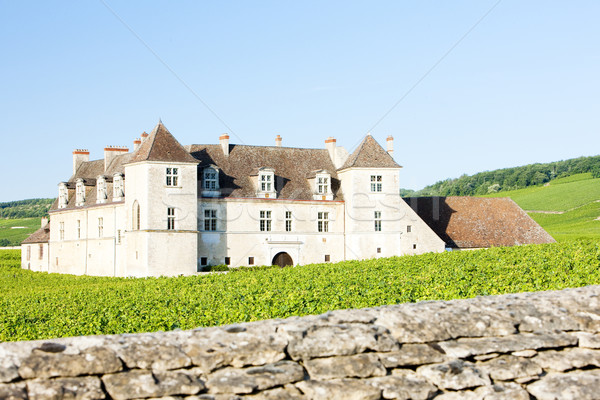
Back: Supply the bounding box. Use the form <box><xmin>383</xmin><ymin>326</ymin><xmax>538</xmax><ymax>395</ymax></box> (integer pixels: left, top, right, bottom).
<box><xmin>407</xmin><ymin>225</ymin><xmax>412</xmax><ymax>233</ymax></box>
<box><xmin>201</xmin><ymin>257</ymin><xmax>208</xmax><ymax>266</ymax></box>
<box><xmin>248</xmin><ymin>257</ymin><xmax>254</xmax><ymax>265</ymax></box>
<box><xmin>225</xmin><ymin>257</ymin><xmax>230</xmax><ymax>265</ymax></box>
<box><xmin>413</xmin><ymin>244</ymin><xmax>417</xmax><ymax>250</ymax></box>
<box><xmin>324</xmin><ymin>254</ymin><xmax>330</xmax><ymax>262</ymax></box>
<box><xmin>377</xmin><ymin>247</ymin><xmax>381</xmax><ymax>254</ymax></box>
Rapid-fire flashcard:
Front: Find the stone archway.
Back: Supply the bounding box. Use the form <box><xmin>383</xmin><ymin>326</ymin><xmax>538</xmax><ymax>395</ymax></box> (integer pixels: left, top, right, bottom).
<box><xmin>272</xmin><ymin>252</ymin><xmax>293</xmax><ymax>268</ymax></box>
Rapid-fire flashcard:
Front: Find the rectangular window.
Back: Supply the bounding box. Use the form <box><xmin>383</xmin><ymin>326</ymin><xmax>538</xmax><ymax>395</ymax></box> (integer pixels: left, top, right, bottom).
<box><xmin>77</xmin><ymin>220</ymin><xmax>81</xmax><ymax>239</ymax></box>
<box><xmin>166</xmin><ymin>167</ymin><xmax>179</xmax><ymax>186</ymax></box>
<box><xmin>116</xmin><ymin>230</ymin><xmax>122</xmax><ymax>245</ymax></box>
<box><xmin>167</xmin><ymin>208</ymin><xmax>175</xmax><ymax>230</ymax></box>
<box><xmin>318</xmin><ymin>211</ymin><xmax>329</xmax><ymax>233</ymax></box>
<box><xmin>201</xmin><ymin>257</ymin><xmax>208</xmax><ymax>266</ymax></box>
<box><xmin>260</xmin><ymin>174</ymin><xmax>272</xmax><ymax>192</ymax></box>
<box><xmin>204</xmin><ymin>169</ymin><xmax>217</xmax><ymax>189</ymax></box>
<box><xmin>98</xmin><ymin>217</ymin><xmax>103</xmax><ymax>237</ymax></box>
<box><xmin>370</xmin><ymin>175</ymin><xmax>382</xmax><ymax>192</ymax></box>
<box><xmin>248</xmin><ymin>256</ymin><xmax>255</xmax><ymax>265</ymax></box>
<box><xmin>260</xmin><ymin>210</ymin><xmax>272</xmax><ymax>232</ymax></box>
<box><xmin>413</xmin><ymin>244</ymin><xmax>417</xmax><ymax>250</ymax></box>
<box><xmin>285</xmin><ymin>211</ymin><xmax>292</xmax><ymax>232</ymax></box>
<box><xmin>204</xmin><ymin>209</ymin><xmax>217</xmax><ymax>231</ymax></box>
<box><xmin>377</xmin><ymin>247</ymin><xmax>382</xmax><ymax>254</ymax></box>
<box><xmin>407</xmin><ymin>225</ymin><xmax>412</xmax><ymax>233</ymax></box>
<box><xmin>225</xmin><ymin>257</ymin><xmax>231</xmax><ymax>265</ymax></box>
<box><xmin>317</xmin><ymin>176</ymin><xmax>329</xmax><ymax>194</ymax></box>
<box><xmin>374</xmin><ymin>211</ymin><xmax>382</xmax><ymax>232</ymax></box>
<box><xmin>26</xmin><ymin>246</ymin><xmax>31</xmax><ymax>261</ymax></box>
<box><xmin>324</xmin><ymin>254</ymin><xmax>330</xmax><ymax>262</ymax></box>
<box><xmin>59</xmin><ymin>222</ymin><xmax>65</xmax><ymax>241</ymax></box>
<box><xmin>39</xmin><ymin>244</ymin><xmax>43</xmax><ymax>260</ymax></box>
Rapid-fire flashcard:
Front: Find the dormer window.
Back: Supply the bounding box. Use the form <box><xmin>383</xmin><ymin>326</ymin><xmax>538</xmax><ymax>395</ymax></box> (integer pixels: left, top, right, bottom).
<box><xmin>58</xmin><ymin>182</ymin><xmax>68</xmax><ymax>209</ymax></box>
<box><xmin>166</xmin><ymin>167</ymin><xmax>179</xmax><ymax>186</ymax></box>
<box><xmin>202</xmin><ymin>166</ymin><xmax>220</xmax><ymax>197</ymax></box>
<box><xmin>312</xmin><ymin>170</ymin><xmax>333</xmax><ymax>200</ymax></box>
<box><xmin>113</xmin><ymin>173</ymin><xmax>124</xmax><ymax>201</ymax></box>
<box><xmin>96</xmin><ymin>176</ymin><xmax>107</xmax><ymax>204</ymax></box>
<box><xmin>257</xmin><ymin>167</ymin><xmax>276</xmax><ymax>199</ymax></box>
<box><xmin>75</xmin><ymin>179</ymin><xmax>85</xmax><ymax>206</ymax></box>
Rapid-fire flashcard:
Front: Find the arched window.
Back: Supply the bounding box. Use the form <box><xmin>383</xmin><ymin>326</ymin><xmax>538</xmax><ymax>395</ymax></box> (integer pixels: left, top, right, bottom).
<box><xmin>133</xmin><ymin>201</ymin><xmax>140</xmax><ymax>230</ymax></box>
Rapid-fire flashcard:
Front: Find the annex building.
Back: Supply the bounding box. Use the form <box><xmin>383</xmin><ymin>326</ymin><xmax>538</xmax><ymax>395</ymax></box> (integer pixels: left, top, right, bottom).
<box><xmin>21</xmin><ymin>121</ymin><xmax>554</xmax><ymax>276</ymax></box>
<box><xmin>22</xmin><ymin>122</ymin><xmax>447</xmax><ymax>276</ymax></box>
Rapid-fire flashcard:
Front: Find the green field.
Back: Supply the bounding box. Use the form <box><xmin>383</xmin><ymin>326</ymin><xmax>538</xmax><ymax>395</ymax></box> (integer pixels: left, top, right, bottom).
<box><xmin>484</xmin><ymin>173</ymin><xmax>600</xmax><ymax>211</ymax></box>
<box><xmin>0</xmin><ymin>218</ymin><xmax>42</xmax><ymax>247</ymax></box>
<box><xmin>483</xmin><ymin>173</ymin><xmax>600</xmax><ymax>241</ymax></box>
<box><xmin>1</xmin><ymin>240</ymin><xmax>600</xmax><ymax>342</ymax></box>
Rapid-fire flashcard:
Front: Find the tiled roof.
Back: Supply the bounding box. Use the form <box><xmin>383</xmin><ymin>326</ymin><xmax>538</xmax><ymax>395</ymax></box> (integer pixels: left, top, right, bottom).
<box><xmin>340</xmin><ymin>135</ymin><xmax>400</xmax><ymax>170</ymax></box>
<box><xmin>128</xmin><ymin>121</ymin><xmax>198</xmax><ymax>164</ymax></box>
<box><xmin>187</xmin><ymin>144</ymin><xmax>342</xmax><ymax>200</ymax></box>
<box><xmin>405</xmin><ymin>196</ymin><xmax>556</xmax><ymax>249</ymax></box>
<box><xmin>22</xmin><ymin>221</ymin><xmax>50</xmax><ymax>244</ymax></box>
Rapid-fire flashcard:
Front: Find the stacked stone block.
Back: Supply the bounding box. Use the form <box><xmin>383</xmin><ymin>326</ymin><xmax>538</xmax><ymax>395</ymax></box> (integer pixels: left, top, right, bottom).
<box><xmin>1</xmin><ymin>285</ymin><xmax>600</xmax><ymax>399</ymax></box>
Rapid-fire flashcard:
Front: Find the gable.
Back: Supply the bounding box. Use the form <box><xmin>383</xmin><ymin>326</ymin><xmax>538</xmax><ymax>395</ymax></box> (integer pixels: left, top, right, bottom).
<box><xmin>340</xmin><ymin>135</ymin><xmax>400</xmax><ymax>170</ymax></box>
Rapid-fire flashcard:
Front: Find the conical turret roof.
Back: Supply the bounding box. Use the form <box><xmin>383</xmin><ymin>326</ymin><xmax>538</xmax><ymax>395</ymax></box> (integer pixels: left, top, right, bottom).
<box><xmin>129</xmin><ymin>121</ymin><xmax>198</xmax><ymax>164</ymax></box>
<box><xmin>340</xmin><ymin>134</ymin><xmax>400</xmax><ymax>170</ymax></box>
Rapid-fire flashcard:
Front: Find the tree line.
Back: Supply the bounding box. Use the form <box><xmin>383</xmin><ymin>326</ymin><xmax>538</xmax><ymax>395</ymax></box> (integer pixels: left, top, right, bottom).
<box><xmin>0</xmin><ymin>198</ymin><xmax>55</xmax><ymax>219</ymax></box>
<box><xmin>410</xmin><ymin>155</ymin><xmax>600</xmax><ymax>197</ymax></box>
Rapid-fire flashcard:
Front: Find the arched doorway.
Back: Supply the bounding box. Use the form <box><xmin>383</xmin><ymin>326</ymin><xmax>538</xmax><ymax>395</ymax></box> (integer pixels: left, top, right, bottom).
<box><xmin>272</xmin><ymin>252</ymin><xmax>293</xmax><ymax>268</ymax></box>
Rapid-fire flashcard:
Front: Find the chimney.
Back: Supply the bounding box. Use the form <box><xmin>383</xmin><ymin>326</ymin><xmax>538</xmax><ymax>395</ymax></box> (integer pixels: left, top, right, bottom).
<box><xmin>133</xmin><ymin>138</ymin><xmax>142</xmax><ymax>152</ymax></box>
<box><xmin>104</xmin><ymin>146</ymin><xmax>129</xmax><ymax>171</ymax></box>
<box><xmin>220</xmin><ymin>134</ymin><xmax>230</xmax><ymax>156</ymax></box>
<box><xmin>325</xmin><ymin>137</ymin><xmax>336</xmax><ymax>163</ymax></box>
<box><xmin>72</xmin><ymin>149</ymin><xmax>90</xmax><ymax>175</ymax></box>
<box><xmin>386</xmin><ymin>135</ymin><xmax>394</xmax><ymax>158</ymax></box>
<box><xmin>141</xmin><ymin>131</ymin><xmax>149</xmax><ymax>141</ymax></box>
<box><xmin>41</xmin><ymin>217</ymin><xmax>48</xmax><ymax>228</ymax></box>
<box><xmin>275</xmin><ymin>135</ymin><xmax>282</xmax><ymax>147</ymax></box>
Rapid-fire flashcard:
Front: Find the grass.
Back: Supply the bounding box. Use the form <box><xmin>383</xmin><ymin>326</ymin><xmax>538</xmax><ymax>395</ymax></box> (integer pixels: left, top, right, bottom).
<box><xmin>484</xmin><ymin>173</ymin><xmax>600</xmax><ymax>212</ymax></box>
<box><xmin>0</xmin><ymin>218</ymin><xmax>42</xmax><ymax>247</ymax></box>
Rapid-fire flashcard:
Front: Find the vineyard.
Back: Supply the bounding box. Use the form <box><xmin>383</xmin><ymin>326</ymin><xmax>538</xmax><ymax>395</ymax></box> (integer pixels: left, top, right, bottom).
<box><xmin>2</xmin><ymin>240</ymin><xmax>600</xmax><ymax>342</ymax></box>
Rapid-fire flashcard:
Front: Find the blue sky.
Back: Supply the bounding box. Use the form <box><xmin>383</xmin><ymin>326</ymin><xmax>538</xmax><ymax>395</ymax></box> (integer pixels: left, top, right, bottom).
<box><xmin>1</xmin><ymin>1</ymin><xmax>599</xmax><ymax>202</ymax></box>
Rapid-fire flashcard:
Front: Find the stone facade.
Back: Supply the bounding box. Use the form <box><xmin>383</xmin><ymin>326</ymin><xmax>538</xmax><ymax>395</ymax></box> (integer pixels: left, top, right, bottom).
<box><xmin>2</xmin><ymin>285</ymin><xmax>600</xmax><ymax>399</ymax></box>
<box><xmin>22</xmin><ymin>122</ymin><xmax>447</xmax><ymax>276</ymax></box>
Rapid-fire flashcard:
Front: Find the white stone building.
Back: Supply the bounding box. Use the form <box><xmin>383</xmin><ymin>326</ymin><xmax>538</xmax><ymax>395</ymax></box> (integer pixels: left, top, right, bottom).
<box><xmin>22</xmin><ymin>121</ymin><xmax>446</xmax><ymax>276</ymax></box>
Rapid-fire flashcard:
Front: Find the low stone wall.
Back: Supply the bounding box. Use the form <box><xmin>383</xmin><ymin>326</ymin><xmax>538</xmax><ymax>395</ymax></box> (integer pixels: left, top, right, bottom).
<box><xmin>2</xmin><ymin>286</ymin><xmax>600</xmax><ymax>400</ymax></box>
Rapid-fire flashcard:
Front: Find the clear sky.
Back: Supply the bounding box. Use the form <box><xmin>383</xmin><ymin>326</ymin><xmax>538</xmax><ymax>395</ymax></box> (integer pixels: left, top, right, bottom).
<box><xmin>1</xmin><ymin>1</ymin><xmax>599</xmax><ymax>202</ymax></box>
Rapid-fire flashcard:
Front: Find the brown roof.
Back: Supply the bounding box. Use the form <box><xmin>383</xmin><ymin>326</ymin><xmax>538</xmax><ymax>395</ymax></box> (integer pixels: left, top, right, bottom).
<box><xmin>187</xmin><ymin>144</ymin><xmax>342</xmax><ymax>200</ymax></box>
<box><xmin>22</xmin><ymin>221</ymin><xmax>50</xmax><ymax>244</ymax></box>
<box><xmin>128</xmin><ymin>121</ymin><xmax>198</xmax><ymax>164</ymax></box>
<box><xmin>405</xmin><ymin>196</ymin><xmax>556</xmax><ymax>249</ymax></box>
<box><xmin>340</xmin><ymin>135</ymin><xmax>400</xmax><ymax>170</ymax></box>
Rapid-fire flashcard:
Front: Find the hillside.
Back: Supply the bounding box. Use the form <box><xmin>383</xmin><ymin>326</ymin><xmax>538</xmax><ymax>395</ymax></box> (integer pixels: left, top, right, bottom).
<box><xmin>414</xmin><ymin>155</ymin><xmax>600</xmax><ymax>197</ymax></box>
<box><xmin>483</xmin><ymin>173</ymin><xmax>600</xmax><ymax>241</ymax></box>
<box><xmin>0</xmin><ymin>199</ymin><xmax>53</xmax><ymax>247</ymax></box>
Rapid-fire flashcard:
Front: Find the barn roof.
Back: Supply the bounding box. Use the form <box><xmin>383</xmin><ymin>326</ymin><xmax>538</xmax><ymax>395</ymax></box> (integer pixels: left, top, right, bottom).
<box><xmin>22</xmin><ymin>221</ymin><xmax>50</xmax><ymax>244</ymax></box>
<box><xmin>404</xmin><ymin>196</ymin><xmax>556</xmax><ymax>249</ymax></box>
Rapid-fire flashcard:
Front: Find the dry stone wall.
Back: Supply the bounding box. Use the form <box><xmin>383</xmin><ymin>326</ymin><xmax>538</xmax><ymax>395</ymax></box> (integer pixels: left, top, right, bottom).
<box><xmin>2</xmin><ymin>286</ymin><xmax>600</xmax><ymax>399</ymax></box>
